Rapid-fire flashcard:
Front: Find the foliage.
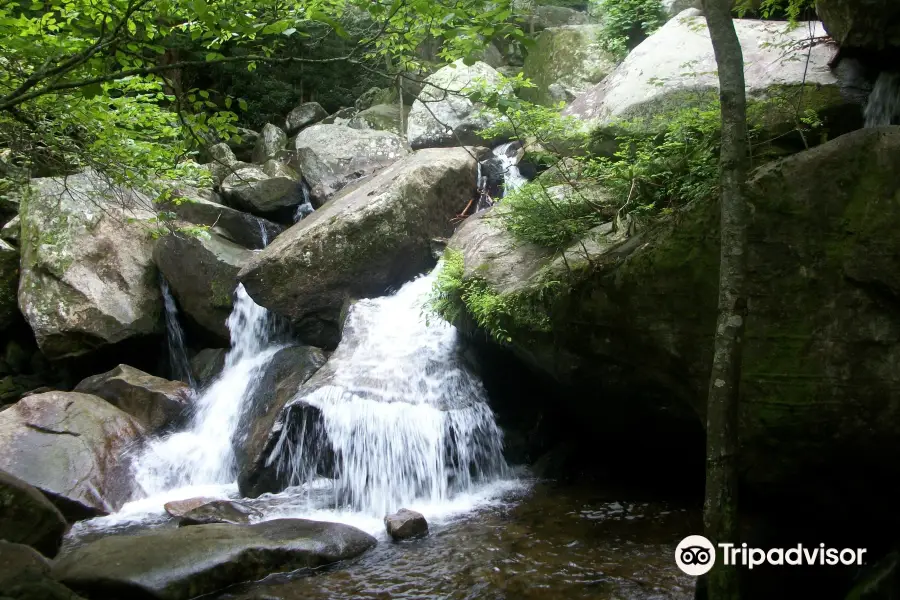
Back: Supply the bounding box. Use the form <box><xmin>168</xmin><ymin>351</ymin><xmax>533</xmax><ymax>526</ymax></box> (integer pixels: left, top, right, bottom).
<box><xmin>733</xmin><ymin>0</ymin><xmax>816</xmax><ymax>22</ymax></box>
<box><xmin>593</xmin><ymin>0</ymin><xmax>664</xmax><ymax>59</ymax></box>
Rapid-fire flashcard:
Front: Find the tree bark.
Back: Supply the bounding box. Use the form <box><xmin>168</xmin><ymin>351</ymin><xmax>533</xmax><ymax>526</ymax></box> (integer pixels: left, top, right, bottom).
<box><xmin>699</xmin><ymin>1</ymin><xmax>750</xmax><ymax>599</ymax></box>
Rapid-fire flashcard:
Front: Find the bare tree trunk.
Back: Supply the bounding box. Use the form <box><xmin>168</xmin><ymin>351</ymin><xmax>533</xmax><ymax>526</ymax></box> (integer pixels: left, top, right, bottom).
<box><xmin>699</xmin><ymin>1</ymin><xmax>750</xmax><ymax>599</ymax></box>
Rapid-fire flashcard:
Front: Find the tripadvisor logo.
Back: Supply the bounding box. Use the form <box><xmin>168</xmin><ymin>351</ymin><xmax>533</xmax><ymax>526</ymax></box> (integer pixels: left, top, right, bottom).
<box><xmin>675</xmin><ymin>535</ymin><xmax>868</xmax><ymax>576</ymax></box>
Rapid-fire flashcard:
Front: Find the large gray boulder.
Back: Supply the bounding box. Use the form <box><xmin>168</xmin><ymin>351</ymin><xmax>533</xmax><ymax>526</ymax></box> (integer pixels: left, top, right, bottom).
<box><xmin>284</xmin><ymin>102</ymin><xmax>328</xmax><ymax>135</ymax></box>
<box><xmin>235</xmin><ymin>346</ymin><xmax>329</xmax><ymax>497</ymax></box>
<box><xmin>407</xmin><ymin>60</ymin><xmax>510</xmax><ymax>149</ymax></box>
<box><xmin>564</xmin><ymin>13</ymin><xmax>860</xmax><ymax>139</ymax></box>
<box><xmin>0</xmin><ymin>541</ymin><xmax>85</xmax><ymax>600</ymax></box>
<box><xmin>0</xmin><ymin>391</ymin><xmax>144</xmax><ymax>519</ymax></box>
<box><xmin>0</xmin><ymin>239</ymin><xmax>17</xmax><ymax>331</ymax></box>
<box><xmin>522</xmin><ymin>25</ymin><xmax>617</xmax><ymax>106</ymax></box>
<box><xmin>250</xmin><ymin>123</ymin><xmax>287</xmax><ymax>164</ymax></box>
<box><xmin>290</xmin><ymin>124</ymin><xmax>410</xmax><ymax>205</ymax></box>
<box><xmin>154</xmin><ymin>233</ymin><xmax>253</xmax><ymax>342</ymax></box>
<box><xmin>74</xmin><ymin>364</ymin><xmax>191</xmax><ymax>433</ymax></box>
<box><xmin>53</xmin><ymin>519</ymin><xmax>377</xmax><ymax>600</ymax></box>
<box><xmin>18</xmin><ymin>172</ymin><xmax>162</xmax><ymax>359</ymax></box>
<box><xmin>220</xmin><ymin>165</ymin><xmax>305</xmax><ymax>216</ymax></box>
<box><xmin>239</xmin><ymin>147</ymin><xmax>477</xmax><ymax>348</ymax></box>
<box><xmin>815</xmin><ymin>0</ymin><xmax>900</xmax><ymax>52</ymax></box>
<box><xmin>0</xmin><ymin>470</ymin><xmax>67</xmax><ymax>557</ymax></box>
<box><xmin>348</xmin><ymin>103</ymin><xmax>411</xmax><ymax>135</ymax></box>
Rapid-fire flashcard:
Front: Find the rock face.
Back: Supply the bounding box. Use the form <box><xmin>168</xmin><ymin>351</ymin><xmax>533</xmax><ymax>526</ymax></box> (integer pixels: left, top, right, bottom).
<box><xmin>284</xmin><ymin>102</ymin><xmax>328</xmax><ymax>135</ymax></box>
<box><xmin>18</xmin><ymin>172</ymin><xmax>161</xmax><ymax>359</ymax></box>
<box><xmin>290</xmin><ymin>124</ymin><xmax>410</xmax><ymax>205</ymax></box>
<box><xmin>178</xmin><ymin>500</ymin><xmax>262</xmax><ymax>526</ymax></box>
<box><xmin>522</xmin><ymin>25</ymin><xmax>617</xmax><ymax>106</ymax></box>
<box><xmin>239</xmin><ymin>147</ymin><xmax>477</xmax><ymax>348</ymax></box>
<box><xmin>407</xmin><ymin>60</ymin><xmax>510</xmax><ymax>149</ymax></box>
<box><xmin>384</xmin><ymin>509</ymin><xmax>428</xmax><ymax>540</ymax></box>
<box><xmin>0</xmin><ymin>541</ymin><xmax>85</xmax><ymax>600</ymax></box>
<box><xmin>564</xmin><ymin>14</ymin><xmax>860</xmax><ymax>140</ymax></box>
<box><xmin>0</xmin><ymin>470</ymin><xmax>67</xmax><ymax>557</ymax></box>
<box><xmin>74</xmin><ymin>365</ymin><xmax>191</xmax><ymax>433</ymax></box>
<box><xmin>815</xmin><ymin>0</ymin><xmax>900</xmax><ymax>52</ymax></box>
<box><xmin>154</xmin><ymin>233</ymin><xmax>253</xmax><ymax>342</ymax></box>
<box><xmin>251</xmin><ymin>123</ymin><xmax>287</xmax><ymax>164</ymax></box>
<box><xmin>0</xmin><ymin>239</ymin><xmax>17</xmax><ymax>331</ymax></box>
<box><xmin>446</xmin><ymin>127</ymin><xmax>900</xmax><ymax>516</ymax></box>
<box><xmin>53</xmin><ymin>519</ymin><xmax>377</xmax><ymax>600</ymax></box>
<box><xmin>221</xmin><ymin>165</ymin><xmax>305</xmax><ymax>217</ymax></box>
<box><xmin>0</xmin><ymin>391</ymin><xmax>144</xmax><ymax>519</ymax></box>
<box><xmin>349</xmin><ymin>103</ymin><xmax>411</xmax><ymax>135</ymax></box>
<box><xmin>190</xmin><ymin>348</ymin><xmax>227</xmax><ymax>387</ymax></box>
<box><xmin>235</xmin><ymin>346</ymin><xmax>329</xmax><ymax>497</ymax></box>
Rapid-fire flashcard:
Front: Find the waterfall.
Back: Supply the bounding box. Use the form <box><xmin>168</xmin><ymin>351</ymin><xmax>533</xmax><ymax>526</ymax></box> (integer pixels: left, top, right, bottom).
<box><xmin>256</xmin><ymin>218</ymin><xmax>268</xmax><ymax>249</ymax></box>
<box><xmin>493</xmin><ymin>141</ymin><xmax>527</xmax><ymax>197</ymax></box>
<box><xmin>271</xmin><ymin>270</ymin><xmax>508</xmax><ymax>517</ymax></box>
<box><xmin>160</xmin><ymin>276</ymin><xmax>195</xmax><ymax>388</ymax></box>
<box><xmin>132</xmin><ymin>284</ymin><xmax>281</xmax><ymax>496</ymax></box>
<box><xmin>865</xmin><ymin>71</ymin><xmax>900</xmax><ymax>127</ymax></box>
<box><xmin>294</xmin><ymin>180</ymin><xmax>315</xmax><ymax>222</ymax></box>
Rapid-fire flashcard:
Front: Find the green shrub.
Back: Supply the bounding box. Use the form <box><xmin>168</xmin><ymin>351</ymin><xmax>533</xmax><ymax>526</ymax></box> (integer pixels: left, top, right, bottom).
<box><xmin>594</xmin><ymin>0</ymin><xmax>665</xmax><ymax>59</ymax></box>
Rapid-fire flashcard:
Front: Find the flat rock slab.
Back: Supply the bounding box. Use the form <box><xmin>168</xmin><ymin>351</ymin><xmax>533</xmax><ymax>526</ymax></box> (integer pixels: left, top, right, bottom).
<box><xmin>178</xmin><ymin>500</ymin><xmax>262</xmax><ymax>526</ymax></box>
<box><xmin>163</xmin><ymin>497</ymin><xmax>218</xmax><ymax>519</ymax></box>
<box><xmin>53</xmin><ymin>518</ymin><xmax>377</xmax><ymax>600</ymax></box>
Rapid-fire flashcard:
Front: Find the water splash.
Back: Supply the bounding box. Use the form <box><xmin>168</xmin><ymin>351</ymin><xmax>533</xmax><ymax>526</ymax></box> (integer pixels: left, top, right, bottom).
<box><xmin>272</xmin><ymin>270</ymin><xmax>508</xmax><ymax>517</ymax></box>
<box><xmin>132</xmin><ymin>284</ymin><xmax>281</xmax><ymax>496</ymax></box>
<box><xmin>294</xmin><ymin>180</ymin><xmax>315</xmax><ymax>222</ymax></box>
<box><xmin>493</xmin><ymin>141</ymin><xmax>527</xmax><ymax>197</ymax></box>
<box><xmin>160</xmin><ymin>276</ymin><xmax>194</xmax><ymax>388</ymax></box>
<box><xmin>865</xmin><ymin>71</ymin><xmax>900</xmax><ymax>128</ymax></box>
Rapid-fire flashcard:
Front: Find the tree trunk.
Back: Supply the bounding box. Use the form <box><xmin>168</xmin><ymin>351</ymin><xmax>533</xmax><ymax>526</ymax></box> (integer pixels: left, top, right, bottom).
<box><xmin>699</xmin><ymin>1</ymin><xmax>750</xmax><ymax>599</ymax></box>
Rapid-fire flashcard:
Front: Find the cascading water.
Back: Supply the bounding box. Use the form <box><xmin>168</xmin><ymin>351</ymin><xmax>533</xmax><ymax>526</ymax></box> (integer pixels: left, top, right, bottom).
<box><xmin>294</xmin><ymin>180</ymin><xmax>315</xmax><ymax>222</ymax></box>
<box><xmin>270</xmin><ymin>271</ymin><xmax>508</xmax><ymax>518</ymax></box>
<box><xmin>256</xmin><ymin>218</ymin><xmax>269</xmax><ymax>248</ymax></box>
<box><xmin>493</xmin><ymin>141</ymin><xmax>527</xmax><ymax>197</ymax></box>
<box><xmin>160</xmin><ymin>276</ymin><xmax>194</xmax><ymax>388</ymax></box>
<box><xmin>865</xmin><ymin>71</ymin><xmax>900</xmax><ymax>127</ymax></box>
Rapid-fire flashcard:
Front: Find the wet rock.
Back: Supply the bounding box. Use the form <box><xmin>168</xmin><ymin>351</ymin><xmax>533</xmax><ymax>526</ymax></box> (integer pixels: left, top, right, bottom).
<box><xmin>0</xmin><ymin>470</ymin><xmax>67</xmax><ymax>557</ymax></box>
<box><xmin>251</xmin><ymin>124</ymin><xmax>288</xmax><ymax>164</ymax></box>
<box><xmin>290</xmin><ymin>124</ymin><xmax>410</xmax><ymax>205</ymax></box>
<box><xmin>178</xmin><ymin>500</ymin><xmax>262</xmax><ymax>526</ymax></box>
<box><xmin>154</xmin><ymin>233</ymin><xmax>253</xmax><ymax>342</ymax></box>
<box><xmin>190</xmin><ymin>348</ymin><xmax>227</xmax><ymax>387</ymax></box>
<box><xmin>348</xmin><ymin>103</ymin><xmax>411</xmax><ymax>135</ymax></box>
<box><xmin>239</xmin><ymin>147</ymin><xmax>477</xmax><ymax>348</ymax></box>
<box><xmin>0</xmin><ymin>391</ymin><xmax>144</xmax><ymax>519</ymax></box>
<box><xmin>284</xmin><ymin>102</ymin><xmax>328</xmax><ymax>135</ymax></box>
<box><xmin>235</xmin><ymin>346</ymin><xmax>329</xmax><ymax>497</ymax></box>
<box><xmin>816</xmin><ymin>0</ymin><xmax>900</xmax><ymax>53</ymax></box>
<box><xmin>17</xmin><ymin>171</ymin><xmax>161</xmax><ymax>359</ymax></box>
<box><xmin>74</xmin><ymin>364</ymin><xmax>191</xmax><ymax>433</ymax></box>
<box><xmin>163</xmin><ymin>497</ymin><xmax>218</xmax><ymax>518</ymax></box>
<box><xmin>0</xmin><ymin>541</ymin><xmax>85</xmax><ymax>600</ymax></box>
<box><xmin>0</xmin><ymin>239</ymin><xmax>18</xmax><ymax>331</ymax></box>
<box><xmin>407</xmin><ymin>60</ymin><xmax>511</xmax><ymax>149</ymax></box>
<box><xmin>221</xmin><ymin>165</ymin><xmax>305</xmax><ymax>216</ymax></box>
<box><xmin>53</xmin><ymin>519</ymin><xmax>377</xmax><ymax>600</ymax></box>
<box><xmin>384</xmin><ymin>508</ymin><xmax>428</xmax><ymax>540</ymax></box>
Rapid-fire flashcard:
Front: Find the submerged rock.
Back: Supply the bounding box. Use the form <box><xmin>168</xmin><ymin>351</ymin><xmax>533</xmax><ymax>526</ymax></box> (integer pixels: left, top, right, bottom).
<box><xmin>163</xmin><ymin>497</ymin><xmax>218</xmax><ymax>519</ymax></box>
<box><xmin>384</xmin><ymin>509</ymin><xmax>428</xmax><ymax>540</ymax></box>
<box><xmin>290</xmin><ymin>124</ymin><xmax>410</xmax><ymax>205</ymax></box>
<box><xmin>0</xmin><ymin>541</ymin><xmax>85</xmax><ymax>600</ymax></box>
<box><xmin>74</xmin><ymin>364</ymin><xmax>191</xmax><ymax>433</ymax></box>
<box><xmin>17</xmin><ymin>172</ymin><xmax>161</xmax><ymax>359</ymax></box>
<box><xmin>239</xmin><ymin>147</ymin><xmax>477</xmax><ymax>348</ymax></box>
<box><xmin>53</xmin><ymin>519</ymin><xmax>377</xmax><ymax>600</ymax></box>
<box><xmin>0</xmin><ymin>470</ymin><xmax>67</xmax><ymax>557</ymax></box>
<box><xmin>178</xmin><ymin>500</ymin><xmax>262</xmax><ymax>526</ymax></box>
<box><xmin>0</xmin><ymin>391</ymin><xmax>144</xmax><ymax>519</ymax></box>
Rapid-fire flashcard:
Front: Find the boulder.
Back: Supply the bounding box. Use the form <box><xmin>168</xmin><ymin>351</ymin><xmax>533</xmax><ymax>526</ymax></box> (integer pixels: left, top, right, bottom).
<box><xmin>1</xmin><ymin>214</ymin><xmax>19</xmax><ymax>243</ymax></box>
<box><xmin>662</xmin><ymin>0</ymin><xmax>702</xmax><ymax>18</ymax></box>
<box><xmin>444</xmin><ymin>127</ymin><xmax>900</xmax><ymax>517</ymax></box>
<box><xmin>0</xmin><ymin>541</ymin><xmax>85</xmax><ymax>600</ymax></box>
<box><xmin>154</xmin><ymin>233</ymin><xmax>253</xmax><ymax>342</ymax></box>
<box><xmin>221</xmin><ymin>165</ymin><xmax>306</xmax><ymax>216</ymax></box>
<box><xmin>1</xmin><ymin>239</ymin><xmax>17</xmax><ymax>331</ymax></box>
<box><xmin>284</xmin><ymin>102</ymin><xmax>328</xmax><ymax>135</ymax></box>
<box><xmin>190</xmin><ymin>348</ymin><xmax>227</xmax><ymax>387</ymax></box>
<box><xmin>235</xmin><ymin>346</ymin><xmax>329</xmax><ymax>497</ymax></box>
<box><xmin>518</xmin><ymin>2</ymin><xmax>592</xmax><ymax>31</ymax></box>
<box><xmin>0</xmin><ymin>391</ymin><xmax>144</xmax><ymax>519</ymax></box>
<box><xmin>53</xmin><ymin>519</ymin><xmax>377</xmax><ymax>600</ymax></box>
<box><xmin>178</xmin><ymin>500</ymin><xmax>262</xmax><ymax>526</ymax></box>
<box><xmin>355</xmin><ymin>86</ymin><xmax>395</xmax><ymax>112</ymax></box>
<box><xmin>407</xmin><ymin>60</ymin><xmax>511</xmax><ymax>150</ymax></box>
<box><xmin>203</xmin><ymin>144</ymin><xmax>247</xmax><ymax>187</ymax></box>
<box><xmin>348</xmin><ymin>103</ymin><xmax>411</xmax><ymax>135</ymax></box>
<box><xmin>384</xmin><ymin>508</ymin><xmax>428</xmax><ymax>540</ymax></box>
<box><xmin>250</xmin><ymin>123</ymin><xmax>288</xmax><ymax>165</ymax></box>
<box><xmin>815</xmin><ymin>0</ymin><xmax>900</xmax><ymax>52</ymax></box>
<box><xmin>290</xmin><ymin>124</ymin><xmax>410</xmax><ymax>205</ymax></box>
<box><xmin>226</xmin><ymin>127</ymin><xmax>259</xmax><ymax>163</ymax></box>
<box><xmin>321</xmin><ymin>106</ymin><xmax>359</xmax><ymax>125</ymax></box>
<box><xmin>163</xmin><ymin>497</ymin><xmax>218</xmax><ymax>518</ymax></box>
<box><xmin>239</xmin><ymin>147</ymin><xmax>477</xmax><ymax>348</ymax></box>
<box><xmin>0</xmin><ymin>470</ymin><xmax>67</xmax><ymax>557</ymax></box>
<box><xmin>17</xmin><ymin>172</ymin><xmax>161</xmax><ymax>359</ymax></box>
<box><xmin>564</xmin><ymin>13</ymin><xmax>861</xmax><ymax>141</ymax></box>
<box><xmin>162</xmin><ymin>185</ymin><xmax>282</xmax><ymax>250</ymax></box>
<box><xmin>522</xmin><ymin>25</ymin><xmax>617</xmax><ymax>106</ymax></box>
<box><xmin>74</xmin><ymin>364</ymin><xmax>191</xmax><ymax>433</ymax></box>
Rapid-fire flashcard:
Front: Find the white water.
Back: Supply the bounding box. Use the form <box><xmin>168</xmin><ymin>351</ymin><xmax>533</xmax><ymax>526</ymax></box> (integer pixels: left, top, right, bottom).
<box><xmin>294</xmin><ymin>180</ymin><xmax>315</xmax><ymax>222</ymax></box>
<box><xmin>160</xmin><ymin>276</ymin><xmax>195</xmax><ymax>388</ymax></box>
<box><xmin>865</xmin><ymin>71</ymin><xmax>900</xmax><ymax>128</ymax></box>
<box><xmin>256</xmin><ymin>218</ymin><xmax>269</xmax><ymax>248</ymax></box>
<box><xmin>493</xmin><ymin>141</ymin><xmax>527</xmax><ymax>197</ymax></box>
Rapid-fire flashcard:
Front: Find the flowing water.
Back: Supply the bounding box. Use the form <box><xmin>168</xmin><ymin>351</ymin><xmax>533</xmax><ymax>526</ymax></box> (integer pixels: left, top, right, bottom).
<box><xmin>493</xmin><ymin>141</ymin><xmax>527</xmax><ymax>197</ymax></box>
<box><xmin>865</xmin><ymin>71</ymin><xmax>900</xmax><ymax>127</ymax></box>
<box><xmin>257</xmin><ymin>217</ymin><xmax>269</xmax><ymax>248</ymax></box>
<box><xmin>160</xmin><ymin>275</ymin><xmax>195</xmax><ymax>387</ymax></box>
<box><xmin>294</xmin><ymin>179</ymin><xmax>315</xmax><ymax>222</ymax></box>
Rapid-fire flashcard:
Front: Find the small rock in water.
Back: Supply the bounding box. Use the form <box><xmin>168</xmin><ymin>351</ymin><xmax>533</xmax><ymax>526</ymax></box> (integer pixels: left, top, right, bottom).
<box><xmin>179</xmin><ymin>500</ymin><xmax>263</xmax><ymax>527</ymax></box>
<box><xmin>384</xmin><ymin>508</ymin><xmax>428</xmax><ymax>540</ymax></box>
<box><xmin>163</xmin><ymin>497</ymin><xmax>218</xmax><ymax>519</ymax></box>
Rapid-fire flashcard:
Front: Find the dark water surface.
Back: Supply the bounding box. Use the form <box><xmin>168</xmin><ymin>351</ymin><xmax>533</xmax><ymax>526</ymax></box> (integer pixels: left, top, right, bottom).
<box><xmin>216</xmin><ymin>482</ymin><xmax>699</xmax><ymax>600</ymax></box>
